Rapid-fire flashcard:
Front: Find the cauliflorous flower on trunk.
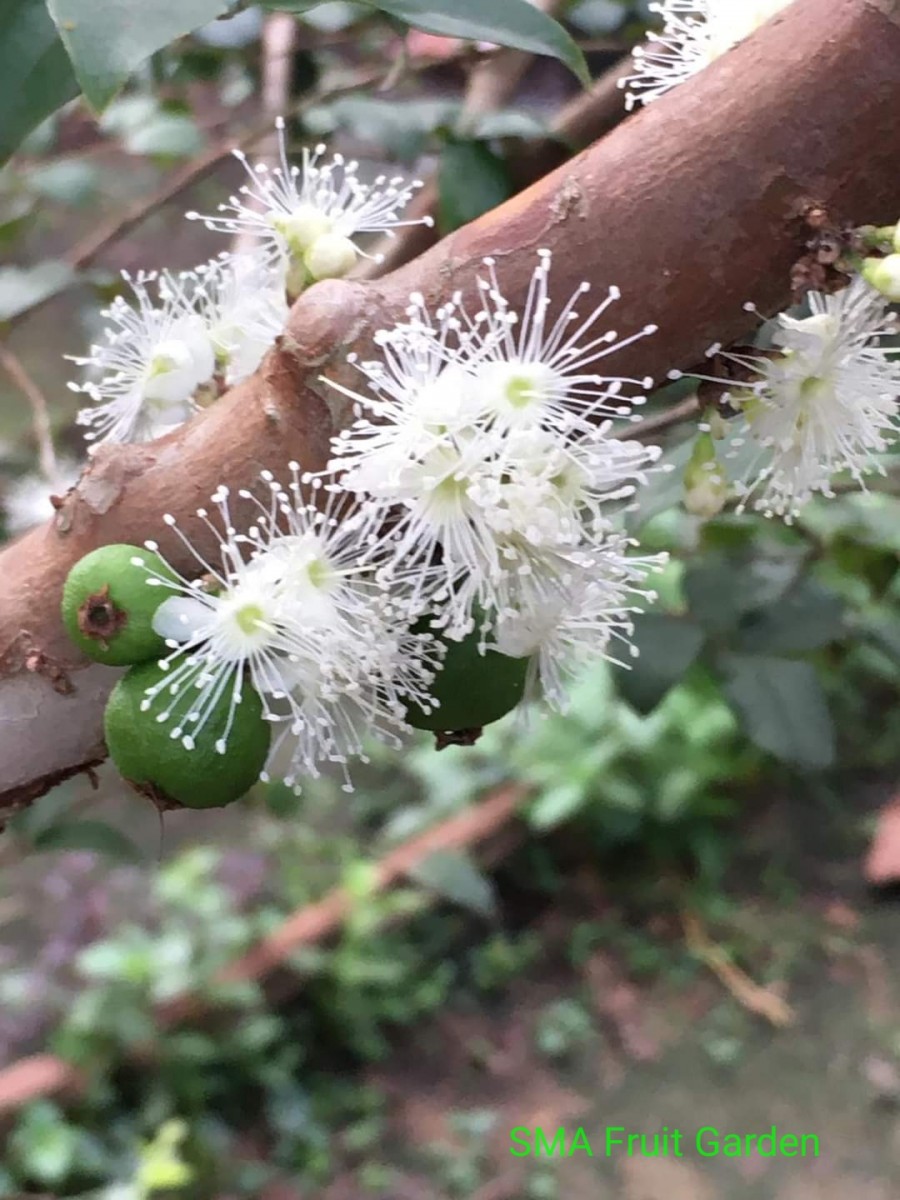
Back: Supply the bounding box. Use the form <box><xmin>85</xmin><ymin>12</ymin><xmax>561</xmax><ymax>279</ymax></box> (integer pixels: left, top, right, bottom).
<box><xmin>324</xmin><ymin>252</ymin><xmax>662</xmax><ymax>636</ymax></box>
<box><xmin>492</xmin><ymin>538</ymin><xmax>666</xmax><ymax>710</ymax></box>
<box><xmin>465</xmin><ymin>251</ymin><xmax>658</xmax><ymax>435</ymax></box>
<box><xmin>674</xmin><ymin>278</ymin><xmax>900</xmax><ymax>521</ymax></box>
<box><xmin>69</xmin><ymin>272</ymin><xmax>215</xmax><ymax>446</ymax></box>
<box><xmin>623</xmin><ymin>0</ymin><xmax>793</xmax><ymax>110</ymax></box>
<box><xmin>139</xmin><ymin>471</ymin><xmax>438</xmax><ymax>790</ymax></box>
<box><xmin>186</xmin><ymin>118</ymin><xmax>432</xmax><ymax>292</ymax></box>
<box><xmin>188</xmin><ymin>254</ymin><xmax>289</xmax><ymax>386</ymax></box>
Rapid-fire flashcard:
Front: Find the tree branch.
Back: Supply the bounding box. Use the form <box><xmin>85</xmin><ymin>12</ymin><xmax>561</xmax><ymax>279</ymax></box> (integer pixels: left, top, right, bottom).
<box><xmin>1</xmin><ymin>0</ymin><xmax>899</xmax><ymax>819</ymax></box>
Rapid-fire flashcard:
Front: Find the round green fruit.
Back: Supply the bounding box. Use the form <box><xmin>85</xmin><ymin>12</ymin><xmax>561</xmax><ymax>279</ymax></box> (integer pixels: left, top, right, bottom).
<box><xmin>62</xmin><ymin>543</ymin><xmax>179</xmax><ymax>666</ymax></box>
<box><xmin>405</xmin><ymin>625</ymin><xmax>530</xmax><ymax>735</ymax></box>
<box><xmin>104</xmin><ymin>660</ymin><xmax>271</xmax><ymax>809</ymax></box>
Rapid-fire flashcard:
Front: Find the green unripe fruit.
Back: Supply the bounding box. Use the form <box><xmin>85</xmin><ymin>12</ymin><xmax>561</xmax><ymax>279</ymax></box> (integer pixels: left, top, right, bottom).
<box><xmin>104</xmin><ymin>660</ymin><xmax>271</xmax><ymax>809</ymax></box>
<box><xmin>62</xmin><ymin>544</ymin><xmax>179</xmax><ymax>666</ymax></box>
<box><xmin>405</xmin><ymin>624</ymin><xmax>530</xmax><ymax>737</ymax></box>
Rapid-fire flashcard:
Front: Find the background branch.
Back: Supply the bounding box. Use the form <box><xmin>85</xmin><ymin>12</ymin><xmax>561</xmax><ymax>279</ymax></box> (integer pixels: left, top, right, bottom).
<box><xmin>1</xmin><ymin>0</ymin><xmax>899</xmax><ymax>818</ymax></box>
<box><xmin>358</xmin><ymin>41</ymin><xmax>630</xmax><ymax>281</ymax></box>
<box><xmin>0</xmin><ymin>346</ymin><xmax>58</xmax><ymax>482</ymax></box>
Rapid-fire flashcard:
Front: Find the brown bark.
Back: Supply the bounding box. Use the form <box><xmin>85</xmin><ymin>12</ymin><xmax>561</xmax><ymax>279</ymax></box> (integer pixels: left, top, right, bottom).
<box><xmin>1</xmin><ymin>0</ymin><xmax>900</xmax><ymax>816</ymax></box>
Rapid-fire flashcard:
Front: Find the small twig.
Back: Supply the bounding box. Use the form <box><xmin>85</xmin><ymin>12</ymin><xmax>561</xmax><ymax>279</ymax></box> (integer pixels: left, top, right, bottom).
<box><xmin>683</xmin><ymin>910</ymin><xmax>795</xmax><ymax>1028</ymax></box>
<box><xmin>549</xmin><ymin>56</ymin><xmax>632</xmax><ymax>147</ymax></box>
<box><xmin>0</xmin><ymin>344</ymin><xmax>57</xmax><ymax>480</ymax></box>
<box><xmin>378</xmin><ymin>37</ymin><xmax>410</xmax><ymax>92</ymax></box>
<box><xmin>232</xmin><ymin>11</ymin><xmax>299</xmax><ymax>259</ymax></box>
<box><xmin>619</xmin><ymin>392</ymin><xmax>701</xmax><ymax>442</ymax></box>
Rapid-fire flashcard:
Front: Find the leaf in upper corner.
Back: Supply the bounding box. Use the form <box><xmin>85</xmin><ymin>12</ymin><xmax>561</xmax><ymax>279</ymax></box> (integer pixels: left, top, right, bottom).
<box><xmin>0</xmin><ymin>0</ymin><xmax>79</xmax><ymax>166</ymax></box>
<box><xmin>267</xmin><ymin>0</ymin><xmax>591</xmax><ymax>85</ymax></box>
<box><xmin>45</xmin><ymin>0</ymin><xmax>233</xmax><ymax>112</ymax></box>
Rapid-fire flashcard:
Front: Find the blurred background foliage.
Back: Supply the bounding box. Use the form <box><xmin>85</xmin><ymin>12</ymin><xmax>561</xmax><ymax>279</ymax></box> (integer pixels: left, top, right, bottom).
<box><xmin>2</xmin><ymin>0</ymin><xmax>900</xmax><ymax>1196</ymax></box>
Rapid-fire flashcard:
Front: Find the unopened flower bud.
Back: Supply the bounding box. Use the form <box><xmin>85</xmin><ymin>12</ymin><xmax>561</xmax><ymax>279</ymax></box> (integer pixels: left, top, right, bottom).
<box><xmin>272</xmin><ymin>203</ymin><xmax>333</xmax><ymax>254</ymax></box>
<box><xmin>862</xmin><ymin>254</ymin><xmax>900</xmax><ymax>302</ymax></box>
<box><xmin>304</xmin><ymin>232</ymin><xmax>359</xmax><ymax>281</ymax></box>
<box><xmin>683</xmin><ymin>434</ymin><xmax>729</xmax><ymax>519</ymax></box>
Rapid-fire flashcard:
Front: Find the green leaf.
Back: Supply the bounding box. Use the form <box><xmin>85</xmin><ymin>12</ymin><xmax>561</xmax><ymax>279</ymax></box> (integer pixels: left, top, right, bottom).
<box><xmin>0</xmin><ymin>0</ymin><xmax>79</xmax><ymax>165</ymax></box>
<box><xmin>408</xmin><ymin>849</ymin><xmax>497</xmax><ymax>918</ymax></box>
<box><xmin>735</xmin><ymin>580</ymin><xmax>845</xmax><ymax>655</ymax></box>
<box><xmin>262</xmin><ymin>0</ymin><xmax>325</xmax><ymax>9</ymax></box>
<box><xmin>269</xmin><ymin>0</ymin><xmax>590</xmax><ymax>84</ymax></box>
<box><xmin>45</xmin><ymin>0</ymin><xmax>233</xmax><ymax>111</ymax></box>
<box><xmin>438</xmin><ymin>139</ymin><xmax>513</xmax><ymax>233</ymax></box>
<box><xmin>684</xmin><ymin>548</ymin><xmax>805</xmax><ymax>634</ymax></box>
<box><xmin>0</xmin><ymin>260</ymin><xmax>74</xmax><ymax>322</ymax></box>
<box><xmin>28</xmin><ymin>158</ymin><xmax>99</xmax><ymax>205</ymax></box>
<box><xmin>473</xmin><ymin>109</ymin><xmax>548</xmax><ymax>140</ymax></box>
<box><xmin>719</xmin><ymin>654</ymin><xmax>835</xmax><ymax>769</ymax></box>
<box><xmin>617</xmin><ymin>614</ymin><xmax>706</xmax><ymax>714</ymax></box>
<box><xmin>123</xmin><ymin>111</ymin><xmax>204</xmax><ymax>158</ymax></box>
<box><xmin>306</xmin><ymin>95</ymin><xmax>459</xmax><ymax>160</ymax></box>
<box><xmin>529</xmin><ymin>781</ymin><xmax>586</xmax><ymax>830</ymax></box>
<box><xmin>33</xmin><ymin>819</ymin><xmax>144</xmax><ymax>862</ymax></box>
<box><xmin>296</xmin><ymin>0</ymin><xmax>366</xmax><ymax>30</ymax></box>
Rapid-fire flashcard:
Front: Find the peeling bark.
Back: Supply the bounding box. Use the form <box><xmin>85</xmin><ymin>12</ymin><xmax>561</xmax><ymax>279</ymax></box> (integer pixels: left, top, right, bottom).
<box><xmin>1</xmin><ymin>0</ymin><xmax>899</xmax><ymax>820</ymax></box>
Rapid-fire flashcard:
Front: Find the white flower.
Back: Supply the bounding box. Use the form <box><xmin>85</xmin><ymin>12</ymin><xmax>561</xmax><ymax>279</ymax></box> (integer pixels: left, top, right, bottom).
<box><xmin>243</xmin><ymin>469</ymin><xmax>439</xmax><ymax>790</ymax></box>
<box><xmin>140</xmin><ymin>469</ymin><xmax>438</xmax><ymax>791</ymax></box>
<box><xmin>464</xmin><ymin>251</ymin><xmax>658</xmax><ymax>435</ymax></box>
<box><xmin>325</xmin><ymin>252</ymin><xmax>662</xmax><ymax>637</ymax></box>
<box><xmin>69</xmin><ymin>271</ymin><xmax>215</xmax><ymax>446</ymax></box>
<box><xmin>622</xmin><ymin>0</ymin><xmax>793</xmax><ymax>110</ymax></box>
<box><xmin>2</xmin><ymin>458</ymin><xmax>82</xmax><ymax>536</ymax></box>
<box><xmin>140</xmin><ymin>487</ymin><xmax>316</xmax><ymax>755</ymax></box>
<box><xmin>188</xmin><ymin>253</ymin><xmax>289</xmax><ymax>385</ymax></box>
<box><xmin>682</xmin><ymin>433</ymin><xmax>729</xmax><ymax>519</ymax></box>
<box><xmin>493</xmin><ymin>539</ymin><xmax>666</xmax><ymax>710</ymax></box>
<box><xmin>185</xmin><ymin>118</ymin><xmax>432</xmax><ymax>286</ymax></box>
<box><xmin>674</xmin><ymin>278</ymin><xmax>900</xmax><ymax>520</ymax></box>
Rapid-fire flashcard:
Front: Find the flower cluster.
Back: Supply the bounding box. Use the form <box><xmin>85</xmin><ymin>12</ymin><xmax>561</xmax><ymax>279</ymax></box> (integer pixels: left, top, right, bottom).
<box><xmin>622</xmin><ymin>0</ymin><xmax>793</xmax><ymax>110</ymax></box>
<box><xmin>140</xmin><ymin>474</ymin><xmax>440</xmax><ymax>791</ymax></box>
<box><xmin>70</xmin><ymin>256</ymin><xmax>287</xmax><ymax>447</ymax></box>
<box><xmin>672</xmin><ymin>277</ymin><xmax>900</xmax><ymax>520</ymax></box>
<box><xmin>69</xmin><ymin>121</ymin><xmax>430</xmax><ymax>451</ymax></box>
<box><xmin>124</xmin><ymin>251</ymin><xmax>667</xmax><ymax>792</ymax></box>
<box><xmin>324</xmin><ymin>250</ymin><xmax>667</xmax><ymax>700</ymax></box>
